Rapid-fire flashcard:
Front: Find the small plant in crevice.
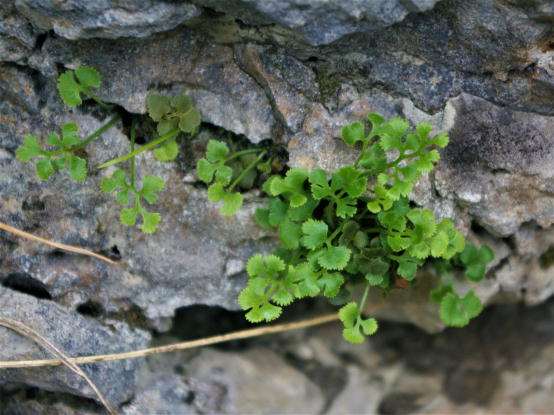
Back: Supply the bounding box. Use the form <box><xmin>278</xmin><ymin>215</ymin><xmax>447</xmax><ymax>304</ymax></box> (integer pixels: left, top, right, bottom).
<box><xmin>15</xmin><ymin>66</ymin><xmax>495</xmax><ymax>344</ymax></box>
<box><xmin>199</xmin><ymin>114</ymin><xmax>495</xmax><ymax>343</ymax></box>
<box><xmin>16</xmin><ymin>66</ymin><xmax>201</xmax><ymax>234</ymax></box>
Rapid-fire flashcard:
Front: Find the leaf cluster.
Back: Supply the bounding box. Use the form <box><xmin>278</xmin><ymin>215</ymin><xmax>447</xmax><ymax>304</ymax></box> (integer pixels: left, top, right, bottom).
<box><xmin>17</xmin><ymin>65</ymin><xmax>203</xmax><ymax>235</ymax></box>
<box><xmin>202</xmin><ymin>113</ymin><xmax>495</xmax><ymax>343</ymax></box>
<box><xmin>16</xmin><ymin>122</ymin><xmax>88</xmax><ymax>182</ymax></box>
<box><xmin>197</xmin><ymin>140</ymin><xmax>268</xmax><ymax>216</ymax></box>
<box><xmin>57</xmin><ymin>66</ymin><xmax>101</xmax><ymax>107</ymax></box>
<box><xmin>146</xmin><ymin>93</ymin><xmax>201</xmax><ymax>162</ymax></box>
<box><xmin>100</xmin><ymin>170</ymin><xmax>165</xmax><ymax>234</ymax></box>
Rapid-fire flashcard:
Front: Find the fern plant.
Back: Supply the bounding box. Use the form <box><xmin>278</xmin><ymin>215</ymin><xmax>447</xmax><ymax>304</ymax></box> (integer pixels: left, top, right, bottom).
<box><xmin>16</xmin><ymin>66</ymin><xmax>201</xmax><ymax>234</ymax></box>
<box><xmin>199</xmin><ymin>114</ymin><xmax>494</xmax><ymax>343</ymax></box>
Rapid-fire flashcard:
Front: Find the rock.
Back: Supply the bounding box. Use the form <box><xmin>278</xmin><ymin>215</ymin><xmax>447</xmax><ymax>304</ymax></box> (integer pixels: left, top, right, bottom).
<box><xmin>437</xmin><ymin>93</ymin><xmax>554</xmax><ymax>237</ymax></box>
<box><xmin>186</xmin><ymin>348</ymin><xmax>325</xmax><ymax>414</ymax></box>
<box><xmin>0</xmin><ymin>1</ymin><xmax>36</xmax><ymax>63</ymax></box>
<box><xmin>39</xmin><ymin>29</ymin><xmax>275</xmax><ymax>143</ymax></box>
<box><xmin>195</xmin><ymin>0</ymin><xmax>444</xmax><ymax>46</ymax></box>
<box><xmin>14</xmin><ymin>0</ymin><xmax>199</xmax><ymax>40</ymax></box>
<box><xmin>0</xmin><ymin>287</ymin><xmax>150</xmax><ymax>405</ymax></box>
<box><xmin>122</xmin><ymin>373</ymin><xmax>194</xmax><ymax>415</ymax></box>
<box><xmin>235</xmin><ymin>43</ymin><xmax>319</xmax><ymax>134</ymax></box>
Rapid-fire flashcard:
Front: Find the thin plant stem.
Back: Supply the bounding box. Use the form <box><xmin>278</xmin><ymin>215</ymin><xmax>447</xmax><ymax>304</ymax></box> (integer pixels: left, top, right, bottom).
<box><xmin>358</xmin><ymin>283</ymin><xmax>371</xmax><ymax>315</ymax></box>
<box><xmin>48</xmin><ymin>114</ymin><xmax>120</xmax><ymax>157</ymax></box>
<box><xmin>0</xmin><ymin>314</ymin><xmax>339</xmax><ymax>369</ymax></box>
<box><xmin>97</xmin><ymin>129</ymin><xmax>179</xmax><ymax>169</ymax></box>
<box><xmin>0</xmin><ymin>221</ymin><xmax>116</xmax><ymax>265</ymax></box>
<box><xmin>225</xmin><ymin>148</ymin><xmax>262</xmax><ymax>163</ymax></box>
<box><xmin>228</xmin><ymin>150</ymin><xmax>267</xmax><ymax>191</ymax></box>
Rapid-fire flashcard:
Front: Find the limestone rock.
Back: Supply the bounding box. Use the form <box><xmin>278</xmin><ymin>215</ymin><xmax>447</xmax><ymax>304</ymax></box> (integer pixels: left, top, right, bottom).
<box><xmin>14</xmin><ymin>0</ymin><xmax>199</xmax><ymax>40</ymax></box>
<box><xmin>195</xmin><ymin>0</ymin><xmax>444</xmax><ymax>46</ymax></box>
<box><xmin>0</xmin><ymin>287</ymin><xmax>150</xmax><ymax>404</ymax></box>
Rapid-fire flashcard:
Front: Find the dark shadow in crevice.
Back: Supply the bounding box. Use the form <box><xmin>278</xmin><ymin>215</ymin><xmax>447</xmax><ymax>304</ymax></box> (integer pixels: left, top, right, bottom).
<box><xmin>1</xmin><ymin>272</ymin><xmax>52</xmax><ymax>300</ymax></box>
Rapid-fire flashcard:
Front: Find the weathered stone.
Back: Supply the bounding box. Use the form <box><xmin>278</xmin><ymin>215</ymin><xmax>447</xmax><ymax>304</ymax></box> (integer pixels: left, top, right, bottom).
<box><xmin>186</xmin><ymin>348</ymin><xmax>325</xmax><ymax>414</ymax></box>
<box><xmin>0</xmin><ymin>64</ymin><xmax>272</xmax><ymax>329</ymax></box>
<box><xmin>14</xmin><ymin>0</ymin><xmax>199</xmax><ymax>40</ymax></box>
<box><xmin>0</xmin><ymin>287</ymin><xmax>150</xmax><ymax>404</ymax></box>
<box><xmin>0</xmin><ymin>1</ymin><xmax>36</xmax><ymax>63</ymax></box>
<box><xmin>195</xmin><ymin>0</ymin><xmax>444</xmax><ymax>46</ymax></box>
<box><xmin>235</xmin><ymin>43</ymin><xmax>319</xmax><ymax>134</ymax></box>
<box><xmin>39</xmin><ymin>29</ymin><xmax>275</xmax><ymax>143</ymax></box>
<box><xmin>437</xmin><ymin>93</ymin><xmax>554</xmax><ymax>237</ymax></box>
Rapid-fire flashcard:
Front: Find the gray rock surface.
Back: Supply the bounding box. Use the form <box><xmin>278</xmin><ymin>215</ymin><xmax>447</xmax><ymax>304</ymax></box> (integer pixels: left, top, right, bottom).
<box><xmin>195</xmin><ymin>0</ymin><xmax>444</xmax><ymax>46</ymax></box>
<box><xmin>1</xmin><ymin>0</ymin><xmax>554</xmax><ymax>412</ymax></box>
<box><xmin>14</xmin><ymin>0</ymin><xmax>199</xmax><ymax>40</ymax></box>
<box><xmin>0</xmin><ymin>287</ymin><xmax>150</xmax><ymax>404</ymax></box>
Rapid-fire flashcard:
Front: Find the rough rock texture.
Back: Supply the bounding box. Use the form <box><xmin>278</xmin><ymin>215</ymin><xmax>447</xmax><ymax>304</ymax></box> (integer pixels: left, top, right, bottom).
<box><xmin>3</xmin><ymin>300</ymin><xmax>554</xmax><ymax>414</ymax></box>
<box><xmin>14</xmin><ymin>0</ymin><xmax>199</xmax><ymax>40</ymax></box>
<box><xmin>195</xmin><ymin>0</ymin><xmax>444</xmax><ymax>46</ymax></box>
<box><xmin>1</xmin><ymin>0</ymin><xmax>554</xmax><ymax>412</ymax></box>
<box><xmin>0</xmin><ymin>287</ymin><xmax>150</xmax><ymax>404</ymax></box>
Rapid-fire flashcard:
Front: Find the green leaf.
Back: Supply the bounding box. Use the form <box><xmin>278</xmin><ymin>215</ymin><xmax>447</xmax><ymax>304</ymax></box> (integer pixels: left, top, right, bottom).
<box><xmin>254</xmin><ymin>208</ymin><xmax>272</xmax><ymax>229</ymax></box>
<box><xmin>434</xmin><ymin>132</ymin><xmax>449</xmax><ymax>148</ymax></box>
<box><xmin>336</xmin><ymin>197</ymin><xmax>357</xmax><ymax>219</ymax></box>
<box><xmin>343</xmin><ymin>327</ymin><xmax>365</xmax><ymax>344</ymax></box>
<box><xmin>378</xmin><ymin>198</ymin><xmax>410</xmax><ymax>232</ymax></box>
<box><xmin>179</xmin><ymin>108</ymin><xmax>201</xmax><ymax>133</ymax></box>
<box><xmin>36</xmin><ymin>159</ymin><xmax>55</xmax><ymax>180</ymax></box>
<box><xmin>214</xmin><ymin>165</ymin><xmax>233</xmax><ymax>186</ymax></box>
<box><xmin>379</xmin><ymin>117</ymin><xmax>409</xmax><ymax>150</ymax></box>
<box><xmin>153</xmin><ymin>139</ymin><xmax>179</xmax><ymax>162</ymax></box>
<box><xmin>67</xmin><ymin>155</ymin><xmax>87</xmax><ymax>182</ymax></box>
<box><xmin>367</xmin><ymin>112</ymin><xmax>385</xmax><ymax>127</ymax></box>
<box><xmin>239</xmin><ymin>286</ymin><xmax>282</xmax><ymax>323</ymax></box>
<box><xmin>309</xmin><ymin>169</ymin><xmax>332</xmax><ymax>200</ymax></box>
<box><xmin>196</xmin><ymin>158</ymin><xmax>216</xmax><ymax>183</ymax></box>
<box><xmin>360</xmin><ymin>317</ymin><xmax>378</xmax><ymax>335</ymax></box>
<box><xmin>141</xmin><ymin>211</ymin><xmax>161</xmax><ymax>234</ymax></box>
<box><xmin>396</xmin><ymin>257</ymin><xmax>419</xmax><ymax>281</ymax></box>
<box><xmin>279</xmin><ymin>218</ymin><xmax>301</xmax><ymax>249</ymax></box>
<box><xmin>318</xmin><ymin>246</ymin><xmax>352</xmax><ymax>270</ymax></box>
<box><xmin>74</xmin><ymin>66</ymin><xmax>101</xmax><ymax>89</ymax></box>
<box><xmin>146</xmin><ymin>94</ymin><xmax>171</xmax><ymax>122</ymax></box>
<box><xmin>206</xmin><ymin>140</ymin><xmax>230</xmax><ymax>163</ymax></box>
<box><xmin>61</xmin><ymin>122</ymin><xmax>80</xmax><ymax>148</ymax></box>
<box><xmin>141</xmin><ymin>176</ymin><xmax>165</xmax><ymax>204</ymax></box>
<box><xmin>353</xmin><ymin>231</ymin><xmax>369</xmax><ymax>249</ymax></box>
<box><xmin>57</xmin><ymin>71</ymin><xmax>82</xmax><ymax>107</ymax></box>
<box><xmin>407</xmin><ymin>208</ymin><xmax>436</xmax><ymax>236</ymax></box>
<box><xmin>439</xmin><ymin>290</ymin><xmax>483</xmax><ymax>328</ymax></box>
<box><xmin>100</xmin><ymin>169</ymin><xmax>127</xmax><ymax>193</ymax></box>
<box><xmin>207</xmin><ymin>182</ymin><xmax>225</xmax><ymax>202</ymax></box>
<box><xmin>269</xmin><ymin>168</ymin><xmax>308</xmax><ymax>207</ymax></box>
<box><xmin>268</xmin><ymin>198</ymin><xmax>288</xmax><ymax>226</ymax></box>
<box><xmin>16</xmin><ymin>135</ymin><xmax>42</xmax><ymax>161</ymax></box>
<box><xmin>171</xmin><ymin>94</ymin><xmax>193</xmax><ymax>112</ymax></box>
<box><xmin>47</xmin><ymin>133</ymin><xmax>61</xmax><ymax>147</ymax></box>
<box><xmin>301</xmin><ymin>219</ymin><xmax>328</xmax><ymax>250</ymax></box>
<box><xmin>341</xmin><ymin>121</ymin><xmax>366</xmax><ymax>146</ymax></box>
<box><xmin>339</xmin><ymin>302</ymin><xmax>359</xmax><ymax>328</ymax></box>
<box><xmin>430</xmin><ymin>284</ymin><xmax>453</xmax><ymax>304</ymax></box>
<box><xmin>116</xmin><ymin>190</ymin><xmax>130</xmax><ymax>205</ymax></box>
<box><xmin>120</xmin><ymin>207</ymin><xmax>138</xmax><ymax>226</ymax></box>
<box><xmin>358</xmin><ymin>144</ymin><xmax>387</xmax><ymax>173</ymax></box>
<box><xmin>459</xmin><ymin>243</ymin><xmax>494</xmax><ymax>282</ymax></box>
<box><xmin>157</xmin><ymin>118</ymin><xmax>178</xmax><ymax>136</ymax></box>
<box><xmin>365</xmin><ymin>273</ymin><xmax>384</xmax><ymax>286</ymax></box>
<box><xmin>221</xmin><ymin>192</ymin><xmax>243</xmax><ymax>216</ymax></box>
<box><xmin>318</xmin><ymin>272</ymin><xmax>344</xmax><ymax>297</ymax></box>
<box><xmin>331</xmin><ymin>166</ymin><xmax>367</xmax><ymax>198</ymax></box>
<box><xmin>247</xmin><ymin>254</ymin><xmax>286</xmax><ymax>278</ymax></box>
